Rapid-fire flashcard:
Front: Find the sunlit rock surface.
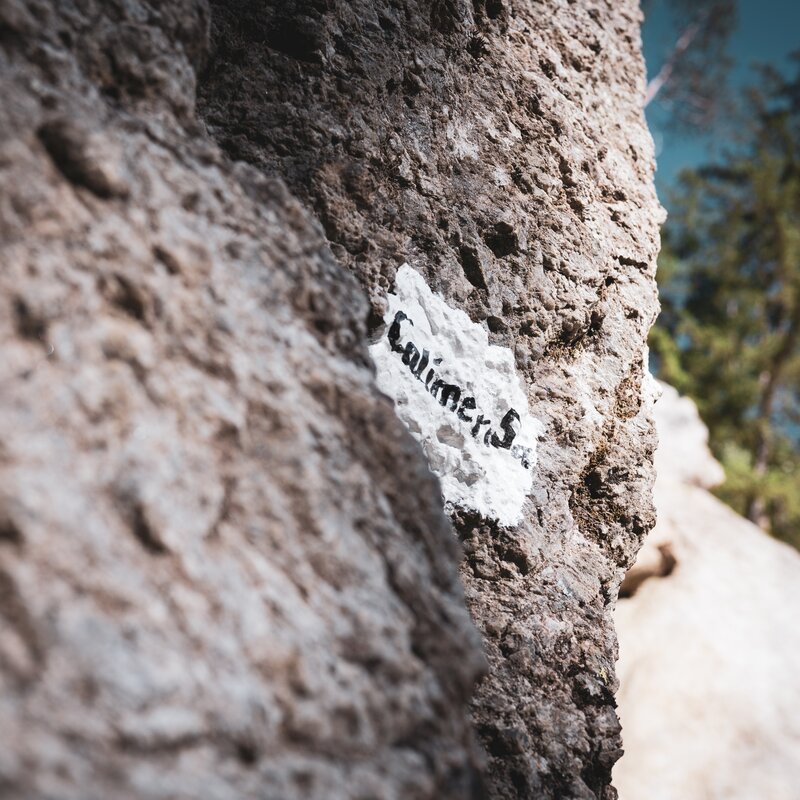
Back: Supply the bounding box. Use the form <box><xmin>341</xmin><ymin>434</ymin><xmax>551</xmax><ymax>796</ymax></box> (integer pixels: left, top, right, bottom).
<box><xmin>615</xmin><ymin>383</ymin><xmax>800</xmax><ymax>800</ymax></box>
<box><xmin>0</xmin><ymin>3</ymin><xmax>485</xmax><ymax>797</ymax></box>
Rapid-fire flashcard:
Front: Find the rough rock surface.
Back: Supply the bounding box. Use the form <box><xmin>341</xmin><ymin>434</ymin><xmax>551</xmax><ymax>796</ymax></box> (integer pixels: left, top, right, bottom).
<box><xmin>0</xmin><ymin>0</ymin><xmax>661</xmax><ymax>798</ymax></box>
<box><xmin>200</xmin><ymin>2</ymin><xmax>661</xmax><ymax>797</ymax></box>
<box><xmin>0</xmin><ymin>3</ymin><xmax>485</xmax><ymax>798</ymax></box>
<box><xmin>614</xmin><ymin>385</ymin><xmax>800</xmax><ymax>800</ymax></box>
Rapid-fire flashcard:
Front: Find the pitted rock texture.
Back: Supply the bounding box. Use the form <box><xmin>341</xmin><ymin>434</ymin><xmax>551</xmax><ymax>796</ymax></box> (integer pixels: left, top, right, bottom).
<box><xmin>0</xmin><ymin>0</ymin><xmax>661</xmax><ymax>798</ymax></box>
<box><xmin>0</xmin><ymin>3</ymin><xmax>486</xmax><ymax>799</ymax></box>
<box><xmin>200</xmin><ymin>1</ymin><xmax>661</xmax><ymax>797</ymax></box>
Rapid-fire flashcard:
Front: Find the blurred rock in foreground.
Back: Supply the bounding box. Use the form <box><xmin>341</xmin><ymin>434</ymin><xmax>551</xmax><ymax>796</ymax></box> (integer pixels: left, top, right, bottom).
<box><xmin>614</xmin><ymin>382</ymin><xmax>800</xmax><ymax>800</ymax></box>
<box><xmin>0</xmin><ymin>3</ymin><xmax>486</xmax><ymax>797</ymax></box>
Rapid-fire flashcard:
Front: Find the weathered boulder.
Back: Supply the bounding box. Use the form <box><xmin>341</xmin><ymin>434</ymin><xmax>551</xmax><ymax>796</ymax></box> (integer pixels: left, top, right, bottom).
<box><xmin>0</xmin><ymin>1</ymin><xmax>661</xmax><ymax>798</ymax></box>
<box><xmin>0</xmin><ymin>3</ymin><xmax>484</xmax><ymax>798</ymax></box>
<box><xmin>614</xmin><ymin>384</ymin><xmax>800</xmax><ymax>800</ymax></box>
<box><xmin>200</xmin><ymin>2</ymin><xmax>661</xmax><ymax>796</ymax></box>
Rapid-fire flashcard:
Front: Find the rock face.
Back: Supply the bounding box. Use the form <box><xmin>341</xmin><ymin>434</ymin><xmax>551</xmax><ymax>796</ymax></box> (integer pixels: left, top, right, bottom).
<box><xmin>614</xmin><ymin>385</ymin><xmax>800</xmax><ymax>800</ymax></box>
<box><xmin>0</xmin><ymin>1</ymin><xmax>660</xmax><ymax>798</ymax></box>
<box><xmin>200</xmin><ymin>2</ymin><xmax>661</xmax><ymax>796</ymax></box>
<box><xmin>0</xmin><ymin>4</ymin><xmax>484</xmax><ymax>798</ymax></box>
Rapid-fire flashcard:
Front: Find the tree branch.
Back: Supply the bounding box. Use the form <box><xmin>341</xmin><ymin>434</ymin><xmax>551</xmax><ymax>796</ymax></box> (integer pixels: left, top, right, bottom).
<box><xmin>645</xmin><ymin>19</ymin><xmax>703</xmax><ymax>107</ymax></box>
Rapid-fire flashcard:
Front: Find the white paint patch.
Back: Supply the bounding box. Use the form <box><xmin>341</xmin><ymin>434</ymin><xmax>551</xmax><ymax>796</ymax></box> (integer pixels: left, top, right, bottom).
<box><xmin>370</xmin><ymin>265</ymin><xmax>544</xmax><ymax>526</ymax></box>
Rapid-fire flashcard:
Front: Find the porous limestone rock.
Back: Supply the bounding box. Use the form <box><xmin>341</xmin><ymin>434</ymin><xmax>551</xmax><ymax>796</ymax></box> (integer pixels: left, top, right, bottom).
<box><xmin>0</xmin><ymin>0</ymin><xmax>661</xmax><ymax>798</ymax></box>
<box><xmin>614</xmin><ymin>385</ymin><xmax>800</xmax><ymax>800</ymax></box>
<box><xmin>200</xmin><ymin>1</ymin><xmax>661</xmax><ymax>797</ymax></box>
<box><xmin>0</xmin><ymin>3</ymin><xmax>485</xmax><ymax>798</ymax></box>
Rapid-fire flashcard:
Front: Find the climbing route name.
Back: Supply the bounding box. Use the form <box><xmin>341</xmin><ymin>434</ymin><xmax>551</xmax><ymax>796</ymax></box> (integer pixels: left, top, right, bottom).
<box><xmin>386</xmin><ymin>309</ymin><xmax>532</xmax><ymax>469</ymax></box>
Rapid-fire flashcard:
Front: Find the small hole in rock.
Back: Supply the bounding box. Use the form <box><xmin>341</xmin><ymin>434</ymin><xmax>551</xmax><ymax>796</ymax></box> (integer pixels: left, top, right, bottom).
<box><xmin>13</xmin><ymin>298</ymin><xmax>46</xmax><ymax>340</ymax></box>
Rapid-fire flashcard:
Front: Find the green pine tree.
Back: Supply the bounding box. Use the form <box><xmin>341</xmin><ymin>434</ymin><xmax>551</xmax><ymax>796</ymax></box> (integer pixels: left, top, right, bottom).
<box><xmin>652</xmin><ymin>58</ymin><xmax>800</xmax><ymax>549</ymax></box>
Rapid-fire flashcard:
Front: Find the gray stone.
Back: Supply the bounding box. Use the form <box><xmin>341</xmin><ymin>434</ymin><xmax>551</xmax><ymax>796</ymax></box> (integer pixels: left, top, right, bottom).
<box><xmin>0</xmin><ymin>1</ymin><xmax>661</xmax><ymax>798</ymax></box>
<box><xmin>615</xmin><ymin>385</ymin><xmax>800</xmax><ymax>800</ymax></box>
<box><xmin>200</xmin><ymin>1</ymin><xmax>661</xmax><ymax>796</ymax></box>
<box><xmin>0</xmin><ymin>4</ymin><xmax>485</xmax><ymax>798</ymax></box>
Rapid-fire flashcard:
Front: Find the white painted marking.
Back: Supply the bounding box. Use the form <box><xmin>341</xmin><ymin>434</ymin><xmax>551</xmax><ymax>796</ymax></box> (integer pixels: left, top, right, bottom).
<box><xmin>370</xmin><ymin>264</ymin><xmax>543</xmax><ymax>526</ymax></box>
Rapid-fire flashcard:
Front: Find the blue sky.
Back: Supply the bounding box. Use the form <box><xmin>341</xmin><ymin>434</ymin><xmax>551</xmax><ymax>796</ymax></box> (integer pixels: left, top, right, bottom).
<box><xmin>642</xmin><ymin>0</ymin><xmax>800</xmax><ymax>204</ymax></box>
